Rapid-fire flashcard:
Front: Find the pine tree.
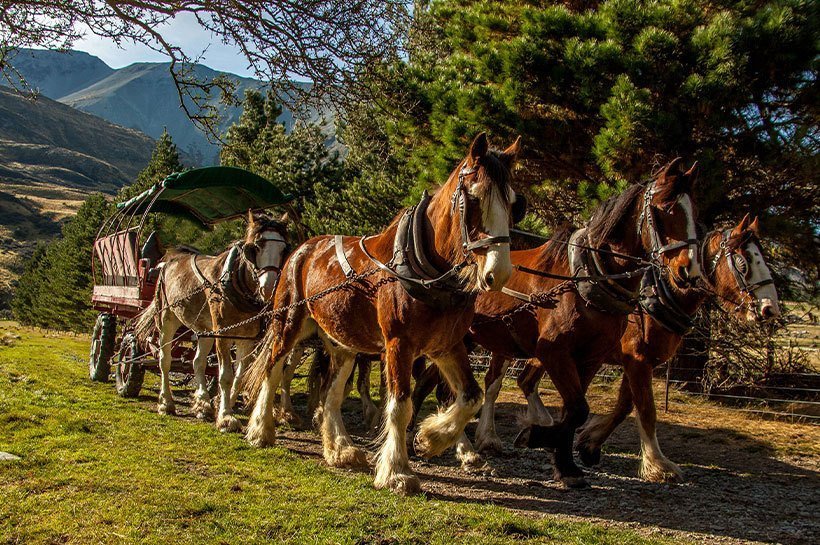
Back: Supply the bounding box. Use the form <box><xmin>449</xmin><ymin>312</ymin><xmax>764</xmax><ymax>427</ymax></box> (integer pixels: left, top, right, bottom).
<box><xmin>359</xmin><ymin>0</ymin><xmax>818</xmax><ymax>269</ymax></box>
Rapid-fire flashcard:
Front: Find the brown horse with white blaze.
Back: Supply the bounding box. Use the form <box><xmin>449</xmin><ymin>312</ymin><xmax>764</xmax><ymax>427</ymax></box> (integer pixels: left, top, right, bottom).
<box><xmin>242</xmin><ymin>133</ymin><xmax>521</xmax><ymax>495</ymax></box>
<box><xmin>466</xmin><ymin>159</ymin><xmax>701</xmax><ymax>488</ymax></box>
<box><xmin>574</xmin><ymin>214</ymin><xmax>780</xmax><ymax>481</ymax></box>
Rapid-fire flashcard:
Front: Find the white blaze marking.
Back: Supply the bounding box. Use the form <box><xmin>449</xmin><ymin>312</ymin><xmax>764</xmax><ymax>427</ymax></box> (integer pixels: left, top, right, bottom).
<box><xmin>677</xmin><ymin>194</ymin><xmax>701</xmax><ymax>279</ymax></box>
<box><xmin>744</xmin><ymin>242</ymin><xmax>780</xmax><ymax>317</ymax></box>
<box><xmin>469</xmin><ymin>182</ymin><xmax>512</xmax><ymax>290</ymax></box>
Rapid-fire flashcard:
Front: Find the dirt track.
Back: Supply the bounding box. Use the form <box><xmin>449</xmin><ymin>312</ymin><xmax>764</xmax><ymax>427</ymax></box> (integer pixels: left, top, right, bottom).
<box><xmin>161</xmin><ymin>382</ymin><xmax>819</xmax><ymax>545</ymax></box>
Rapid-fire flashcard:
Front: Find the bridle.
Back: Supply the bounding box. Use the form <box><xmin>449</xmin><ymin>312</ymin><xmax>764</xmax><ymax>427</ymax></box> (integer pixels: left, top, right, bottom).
<box><xmin>701</xmin><ymin>229</ymin><xmax>774</xmax><ymax>312</ymax></box>
<box><xmin>240</xmin><ymin>230</ymin><xmax>289</xmax><ymax>299</ymax></box>
<box><xmin>637</xmin><ymin>182</ymin><xmax>699</xmax><ymax>266</ymax></box>
<box><xmin>451</xmin><ymin>162</ymin><xmax>512</xmax><ymax>253</ymax></box>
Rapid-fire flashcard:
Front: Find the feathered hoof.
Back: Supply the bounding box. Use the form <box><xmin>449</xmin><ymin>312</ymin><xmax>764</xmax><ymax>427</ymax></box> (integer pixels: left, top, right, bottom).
<box><xmin>560</xmin><ymin>475</ymin><xmax>590</xmax><ymax>489</ymax></box>
<box><xmin>326</xmin><ymin>446</ymin><xmax>369</xmax><ymax>469</ymax></box>
<box><xmin>413</xmin><ymin>424</ymin><xmax>455</xmax><ymax>459</ymax></box>
<box><xmin>245</xmin><ymin>424</ymin><xmax>276</xmax><ymax>448</ymax></box>
<box><xmin>218</xmin><ymin>415</ymin><xmax>243</xmax><ymax>434</ymax></box>
<box><xmin>475</xmin><ymin>433</ymin><xmax>504</xmax><ymax>455</ymax></box>
<box><xmin>576</xmin><ymin>443</ymin><xmax>602</xmax><ymax>467</ymax></box>
<box><xmin>193</xmin><ymin>399</ymin><xmax>215</xmax><ymax>421</ymax></box>
<box><xmin>277</xmin><ymin>410</ymin><xmax>303</xmax><ymax>428</ymax></box>
<box><xmin>375</xmin><ymin>473</ymin><xmax>421</xmax><ymax>496</ymax></box>
<box><xmin>157</xmin><ymin>400</ymin><xmax>176</xmax><ymax>416</ymax></box>
<box><xmin>460</xmin><ymin>453</ymin><xmax>494</xmax><ymax>476</ymax></box>
<box><xmin>641</xmin><ymin>459</ymin><xmax>684</xmax><ymax>483</ymax></box>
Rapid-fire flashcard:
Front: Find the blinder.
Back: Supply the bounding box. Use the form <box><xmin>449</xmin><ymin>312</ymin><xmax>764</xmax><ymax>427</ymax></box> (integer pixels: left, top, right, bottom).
<box><xmin>511</xmin><ymin>193</ymin><xmax>527</xmax><ymax>225</ymax></box>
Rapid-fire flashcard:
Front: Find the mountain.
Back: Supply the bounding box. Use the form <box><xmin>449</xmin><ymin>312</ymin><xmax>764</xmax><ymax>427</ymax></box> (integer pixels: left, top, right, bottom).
<box><xmin>0</xmin><ymin>85</ymin><xmax>155</xmax><ymax>190</ymax></box>
<box><xmin>4</xmin><ymin>49</ymin><xmax>114</xmax><ymax>99</ymax></box>
<box><xmin>9</xmin><ymin>49</ymin><xmax>325</xmax><ymax>164</ymax></box>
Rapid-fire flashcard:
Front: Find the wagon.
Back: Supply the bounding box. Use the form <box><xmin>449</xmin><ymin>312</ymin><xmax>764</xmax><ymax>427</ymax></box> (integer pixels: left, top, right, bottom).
<box><xmin>88</xmin><ymin>166</ymin><xmax>297</xmax><ymax>397</ymax></box>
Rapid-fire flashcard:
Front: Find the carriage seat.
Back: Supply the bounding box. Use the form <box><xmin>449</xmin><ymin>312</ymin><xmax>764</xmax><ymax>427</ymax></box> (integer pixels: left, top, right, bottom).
<box><xmin>140</xmin><ymin>231</ymin><xmax>163</xmax><ymax>284</ymax></box>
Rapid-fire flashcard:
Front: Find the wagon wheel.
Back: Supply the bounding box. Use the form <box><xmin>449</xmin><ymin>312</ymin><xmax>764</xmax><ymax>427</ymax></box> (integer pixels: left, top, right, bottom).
<box><xmin>115</xmin><ymin>333</ymin><xmax>146</xmax><ymax>398</ymax></box>
<box><xmin>89</xmin><ymin>313</ymin><xmax>116</xmax><ymax>382</ymax></box>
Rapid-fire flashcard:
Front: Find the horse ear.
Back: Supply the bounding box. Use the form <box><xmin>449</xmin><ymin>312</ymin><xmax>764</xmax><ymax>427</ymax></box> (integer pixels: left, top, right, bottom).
<box><xmin>731</xmin><ymin>213</ymin><xmax>751</xmax><ymax>239</ymax></box>
<box><xmin>654</xmin><ymin>157</ymin><xmax>687</xmax><ymax>204</ymax></box>
<box><xmin>279</xmin><ymin>211</ymin><xmax>289</xmax><ymax>224</ymax></box>
<box><xmin>749</xmin><ymin>216</ymin><xmax>761</xmax><ymax>236</ymax></box>
<box><xmin>247</xmin><ymin>209</ymin><xmax>255</xmax><ymax>225</ymax></box>
<box><xmin>468</xmin><ymin>132</ymin><xmax>489</xmax><ymax>165</ymax></box>
<box><xmin>499</xmin><ymin>136</ymin><xmax>522</xmax><ymax>168</ymax></box>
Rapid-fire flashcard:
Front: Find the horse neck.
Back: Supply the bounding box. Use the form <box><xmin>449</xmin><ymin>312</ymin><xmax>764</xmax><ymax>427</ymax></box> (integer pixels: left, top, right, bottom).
<box><xmin>597</xmin><ymin>200</ymin><xmax>646</xmax><ymax>291</ymax></box>
<box><xmin>425</xmin><ymin>176</ymin><xmax>465</xmax><ymax>269</ymax></box>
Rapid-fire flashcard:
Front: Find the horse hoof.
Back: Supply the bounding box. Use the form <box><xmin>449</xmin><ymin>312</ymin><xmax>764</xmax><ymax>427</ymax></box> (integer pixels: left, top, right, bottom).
<box><xmin>245</xmin><ymin>425</ymin><xmax>276</xmax><ymax>448</ymax></box>
<box><xmin>561</xmin><ymin>476</ymin><xmax>589</xmax><ymax>489</ymax></box>
<box><xmin>577</xmin><ymin>445</ymin><xmax>601</xmax><ymax>467</ymax></box>
<box><xmin>157</xmin><ymin>402</ymin><xmax>176</xmax><ymax>416</ymax></box>
<box><xmin>327</xmin><ymin>446</ymin><xmax>369</xmax><ymax>469</ymax></box>
<box><xmin>641</xmin><ymin>462</ymin><xmax>684</xmax><ymax>483</ymax></box>
<box><xmin>376</xmin><ymin>474</ymin><xmax>421</xmax><ymax>496</ymax></box>
<box><xmin>475</xmin><ymin>435</ymin><xmax>504</xmax><ymax>455</ymax></box>
<box><xmin>218</xmin><ymin>415</ymin><xmax>242</xmax><ymax>433</ymax></box>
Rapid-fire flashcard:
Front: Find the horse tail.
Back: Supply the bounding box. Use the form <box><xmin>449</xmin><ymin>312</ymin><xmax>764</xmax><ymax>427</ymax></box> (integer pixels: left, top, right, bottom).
<box><xmin>134</xmin><ymin>297</ymin><xmax>159</xmax><ymax>344</ymax></box>
<box><xmin>239</xmin><ymin>328</ymin><xmax>275</xmax><ymax>406</ymax></box>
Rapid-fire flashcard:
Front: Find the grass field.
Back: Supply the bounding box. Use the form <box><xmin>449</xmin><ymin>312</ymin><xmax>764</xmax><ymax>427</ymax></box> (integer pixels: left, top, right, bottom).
<box><xmin>0</xmin><ymin>323</ymin><xmax>678</xmax><ymax>545</ymax></box>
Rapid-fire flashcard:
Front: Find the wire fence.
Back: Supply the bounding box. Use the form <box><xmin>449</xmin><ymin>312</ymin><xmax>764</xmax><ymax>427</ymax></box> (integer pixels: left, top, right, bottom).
<box><xmin>467</xmin><ymin>352</ymin><xmax>820</xmax><ymax>425</ymax></box>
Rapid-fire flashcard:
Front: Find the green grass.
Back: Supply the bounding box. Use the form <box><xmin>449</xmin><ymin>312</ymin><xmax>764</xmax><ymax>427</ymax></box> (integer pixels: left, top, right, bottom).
<box><xmin>0</xmin><ymin>325</ymin><xmax>675</xmax><ymax>545</ymax></box>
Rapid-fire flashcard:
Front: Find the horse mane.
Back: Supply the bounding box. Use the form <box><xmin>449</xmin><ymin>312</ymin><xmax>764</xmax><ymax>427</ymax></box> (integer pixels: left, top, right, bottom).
<box><xmin>540</xmin><ymin>225</ymin><xmax>575</xmax><ymax>265</ymax></box>
<box><xmin>165</xmin><ymin>244</ymin><xmax>203</xmax><ymax>257</ymax></box>
<box><xmin>585</xmin><ymin>183</ymin><xmax>645</xmax><ymax>247</ymax></box>
<box><xmin>474</xmin><ymin>148</ymin><xmax>513</xmax><ymax>205</ymax></box>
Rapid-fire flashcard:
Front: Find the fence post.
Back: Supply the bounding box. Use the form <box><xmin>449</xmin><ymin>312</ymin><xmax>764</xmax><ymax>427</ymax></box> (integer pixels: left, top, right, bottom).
<box><xmin>665</xmin><ymin>360</ymin><xmax>670</xmax><ymax>412</ymax></box>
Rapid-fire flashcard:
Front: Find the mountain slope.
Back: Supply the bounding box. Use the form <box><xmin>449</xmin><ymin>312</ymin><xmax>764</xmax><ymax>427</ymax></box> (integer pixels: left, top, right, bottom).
<box><xmin>0</xmin><ymin>85</ymin><xmax>154</xmax><ymax>186</ymax></box>
<box><xmin>58</xmin><ymin>62</ymin><xmax>274</xmax><ymax>163</ymax></box>
<box><xmin>5</xmin><ymin>49</ymin><xmax>114</xmax><ymax>99</ymax></box>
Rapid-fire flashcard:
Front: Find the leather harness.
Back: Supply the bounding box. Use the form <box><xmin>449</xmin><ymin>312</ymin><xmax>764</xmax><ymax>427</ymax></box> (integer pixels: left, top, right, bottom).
<box><xmin>336</xmin><ymin>163</ymin><xmax>514</xmax><ymax>310</ymax></box>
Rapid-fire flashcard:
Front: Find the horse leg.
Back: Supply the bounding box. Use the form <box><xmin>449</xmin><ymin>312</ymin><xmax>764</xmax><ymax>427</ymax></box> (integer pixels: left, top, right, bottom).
<box><xmin>191</xmin><ymin>337</ymin><xmax>216</xmax><ymax>421</ymax></box>
<box><xmin>519</xmin><ymin>349</ymin><xmax>589</xmax><ymax>489</ymax></box>
<box><xmin>518</xmin><ymin>360</ymin><xmax>553</xmax><ymax>427</ymax></box>
<box><xmin>307</xmin><ymin>347</ymin><xmax>330</xmax><ymax>428</ymax></box>
<box><xmin>577</xmin><ymin>370</ymin><xmax>633</xmax><ymax>467</ymax></box>
<box><xmin>374</xmin><ymin>339</ymin><xmax>419</xmax><ymax>495</ymax></box>
<box><xmin>628</xmin><ymin>362</ymin><xmax>683</xmax><ymax>482</ymax></box>
<box><xmin>409</xmin><ymin>358</ymin><xmax>439</xmax><ymax>431</ymax></box>
<box><xmin>278</xmin><ymin>344</ymin><xmax>305</xmax><ymax>427</ymax></box>
<box><xmin>415</xmin><ymin>343</ymin><xmax>483</xmax><ymax>461</ymax></box>
<box><xmin>214</xmin><ymin>340</ymin><xmax>249</xmax><ymax>433</ymax></box>
<box><xmin>246</xmin><ymin>325</ymin><xmax>298</xmax><ymax>447</ymax></box>
<box><xmin>157</xmin><ymin>312</ymin><xmax>181</xmax><ymax>416</ymax></box>
<box><xmin>474</xmin><ymin>354</ymin><xmax>509</xmax><ymax>454</ymax></box>
<box><xmin>357</xmin><ymin>355</ymin><xmax>380</xmax><ymax>434</ymax></box>
<box><xmin>320</xmin><ymin>344</ymin><xmax>369</xmax><ymax>469</ymax></box>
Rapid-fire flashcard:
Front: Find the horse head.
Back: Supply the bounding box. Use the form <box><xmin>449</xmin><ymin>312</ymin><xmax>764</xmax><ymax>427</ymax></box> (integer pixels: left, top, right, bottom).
<box><xmin>243</xmin><ymin>210</ymin><xmax>290</xmax><ymax>299</ymax></box>
<box><xmin>446</xmin><ymin>132</ymin><xmax>522</xmax><ymax>291</ymax></box>
<box><xmin>643</xmin><ymin>158</ymin><xmax>701</xmax><ymax>286</ymax></box>
<box><xmin>710</xmin><ymin>214</ymin><xmax>780</xmax><ymax>322</ymax></box>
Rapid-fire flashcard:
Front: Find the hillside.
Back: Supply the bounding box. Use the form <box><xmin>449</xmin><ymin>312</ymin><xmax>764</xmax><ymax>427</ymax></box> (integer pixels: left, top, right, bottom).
<box><xmin>9</xmin><ymin>49</ymin><xmax>329</xmax><ymax>164</ymax></box>
<box><xmin>4</xmin><ymin>49</ymin><xmax>114</xmax><ymax>98</ymax></box>
<box><xmin>0</xmin><ymin>85</ymin><xmax>154</xmax><ymax>186</ymax></box>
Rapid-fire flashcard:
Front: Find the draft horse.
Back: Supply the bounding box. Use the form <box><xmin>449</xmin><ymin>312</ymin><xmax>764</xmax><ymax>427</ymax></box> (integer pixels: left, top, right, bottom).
<box><xmin>466</xmin><ymin>159</ymin><xmax>701</xmax><ymax>487</ymax></box>
<box><xmin>136</xmin><ymin>211</ymin><xmax>289</xmax><ymax>431</ymax></box>
<box><xmin>574</xmin><ymin>214</ymin><xmax>780</xmax><ymax>481</ymax></box>
<box><xmin>243</xmin><ymin>133</ymin><xmax>521</xmax><ymax>495</ymax></box>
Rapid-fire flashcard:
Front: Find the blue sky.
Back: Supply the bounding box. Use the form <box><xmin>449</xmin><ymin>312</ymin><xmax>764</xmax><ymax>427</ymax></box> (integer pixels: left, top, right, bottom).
<box><xmin>74</xmin><ymin>13</ymin><xmax>255</xmax><ymax>77</ymax></box>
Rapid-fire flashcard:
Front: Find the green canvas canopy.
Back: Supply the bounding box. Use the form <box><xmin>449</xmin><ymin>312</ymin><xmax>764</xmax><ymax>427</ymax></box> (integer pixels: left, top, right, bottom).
<box><xmin>116</xmin><ymin>166</ymin><xmax>296</xmax><ymax>225</ymax></box>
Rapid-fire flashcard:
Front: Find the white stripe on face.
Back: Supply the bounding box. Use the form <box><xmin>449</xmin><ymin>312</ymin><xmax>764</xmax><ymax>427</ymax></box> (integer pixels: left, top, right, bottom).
<box><xmin>256</xmin><ymin>232</ymin><xmax>287</xmax><ymax>298</ymax></box>
<box><xmin>469</xmin><ymin>181</ymin><xmax>512</xmax><ymax>290</ymax></box>
<box><xmin>677</xmin><ymin>194</ymin><xmax>701</xmax><ymax>279</ymax></box>
<box><xmin>744</xmin><ymin>242</ymin><xmax>780</xmax><ymax>319</ymax></box>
